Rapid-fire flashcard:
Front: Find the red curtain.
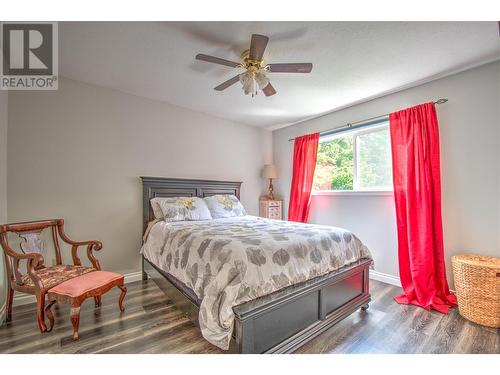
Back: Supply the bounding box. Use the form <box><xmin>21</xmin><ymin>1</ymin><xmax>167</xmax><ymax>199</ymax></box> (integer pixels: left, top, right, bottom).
<box><xmin>389</xmin><ymin>103</ymin><xmax>457</xmax><ymax>313</ymax></box>
<box><xmin>288</xmin><ymin>133</ymin><xmax>319</xmax><ymax>223</ymax></box>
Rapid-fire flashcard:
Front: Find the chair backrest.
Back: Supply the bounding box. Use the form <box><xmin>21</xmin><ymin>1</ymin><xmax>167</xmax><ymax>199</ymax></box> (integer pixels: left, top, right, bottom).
<box><xmin>0</xmin><ymin>219</ymin><xmax>64</xmax><ymax>286</ymax></box>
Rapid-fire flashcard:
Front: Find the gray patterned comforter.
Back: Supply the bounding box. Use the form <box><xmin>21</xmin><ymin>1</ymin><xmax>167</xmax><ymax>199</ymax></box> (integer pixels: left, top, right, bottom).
<box><xmin>141</xmin><ymin>215</ymin><xmax>372</xmax><ymax>350</ymax></box>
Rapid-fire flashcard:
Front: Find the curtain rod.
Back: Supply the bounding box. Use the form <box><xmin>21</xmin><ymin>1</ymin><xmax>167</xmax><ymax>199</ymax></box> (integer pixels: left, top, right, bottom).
<box><xmin>287</xmin><ymin>98</ymin><xmax>448</xmax><ymax>142</ymax></box>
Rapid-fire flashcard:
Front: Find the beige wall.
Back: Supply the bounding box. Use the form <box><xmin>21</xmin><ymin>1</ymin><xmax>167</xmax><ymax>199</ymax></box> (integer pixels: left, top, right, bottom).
<box><xmin>273</xmin><ymin>62</ymin><xmax>500</xmax><ymax>286</ymax></box>
<box><xmin>7</xmin><ymin>78</ymin><xmax>272</xmax><ymax>275</ymax></box>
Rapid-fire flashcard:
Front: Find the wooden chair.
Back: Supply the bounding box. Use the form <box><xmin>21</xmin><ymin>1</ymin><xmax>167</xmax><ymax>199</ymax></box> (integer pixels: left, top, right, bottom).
<box><xmin>0</xmin><ymin>219</ymin><xmax>103</xmax><ymax>333</ymax></box>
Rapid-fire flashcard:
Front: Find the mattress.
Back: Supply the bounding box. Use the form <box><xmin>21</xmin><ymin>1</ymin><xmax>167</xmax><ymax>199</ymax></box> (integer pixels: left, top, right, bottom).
<box><xmin>141</xmin><ymin>215</ymin><xmax>372</xmax><ymax>350</ymax></box>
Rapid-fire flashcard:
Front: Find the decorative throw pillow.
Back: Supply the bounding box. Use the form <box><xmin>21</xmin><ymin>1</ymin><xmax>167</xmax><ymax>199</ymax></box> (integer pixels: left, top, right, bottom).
<box><xmin>204</xmin><ymin>195</ymin><xmax>247</xmax><ymax>218</ymax></box>
<box><xmin>157</xmin><ymin>197</ymin><xmax>212</xmax><ymax>222</ymax></box>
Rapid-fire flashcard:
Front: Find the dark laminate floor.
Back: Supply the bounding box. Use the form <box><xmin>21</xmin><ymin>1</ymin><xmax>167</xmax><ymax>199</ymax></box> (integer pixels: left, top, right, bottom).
<box><xmin>0</xmin><ymin>279</ymin><xmax>498</xmax><ymax>354</ymax></box>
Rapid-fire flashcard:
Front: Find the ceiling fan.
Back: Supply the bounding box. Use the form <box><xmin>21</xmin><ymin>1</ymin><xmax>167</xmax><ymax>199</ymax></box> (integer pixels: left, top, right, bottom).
<box><xmin>195</xmin><ymin>34</ymin><xmax>313</xmax><ymax>97</ymax></box>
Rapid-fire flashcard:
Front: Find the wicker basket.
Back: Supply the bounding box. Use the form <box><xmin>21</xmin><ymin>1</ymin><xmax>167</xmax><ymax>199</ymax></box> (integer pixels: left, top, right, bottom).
<box><xmin>452</xmin><ymin>254</ymin><xmax>500</xmax><ymax>328</ymax></box>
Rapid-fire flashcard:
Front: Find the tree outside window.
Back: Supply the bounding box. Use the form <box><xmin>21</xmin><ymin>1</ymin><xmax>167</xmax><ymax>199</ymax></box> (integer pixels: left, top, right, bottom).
<box><xmin>313</xmin><ymin>123</ymin><xmax>392</xmax><ymax>192</ymax></box>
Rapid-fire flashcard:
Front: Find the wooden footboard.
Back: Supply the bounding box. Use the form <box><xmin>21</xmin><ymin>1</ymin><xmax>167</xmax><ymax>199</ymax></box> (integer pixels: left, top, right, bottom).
<box><xmin>143</xmin><ymin>256</ymin><xmax>371</xmax><ymax>354</ymax></box>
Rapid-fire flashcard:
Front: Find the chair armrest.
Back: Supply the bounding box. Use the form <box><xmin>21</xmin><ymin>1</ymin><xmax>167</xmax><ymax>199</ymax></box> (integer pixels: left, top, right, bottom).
<box><xmin>9</xmin><ymin>251</ymin><xmax>44</xmax><ymax>288</ymax></box>
<box><xmin>7</xmin><ymin>249</ymin><xmax>44</xmax><ymax>262</ymax></box>
<box><xmin>23</xmin><ymin>252</ymin><xmax>46</xmax><ymax>289</ymax></box>
<box><xmin>56</xmin><ymin>220</ymin><xmax>103</xmax><ymax>270</ymax></box>
<box><xmin>59</xmin><ymin>238</ymin><xmax>103</xmax><ymax>249</ymax></box>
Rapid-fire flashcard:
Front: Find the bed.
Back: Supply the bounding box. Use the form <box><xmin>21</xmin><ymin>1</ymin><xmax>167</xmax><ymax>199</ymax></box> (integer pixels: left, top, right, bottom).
<box><xmin>140</xmin><ymin>177</ymin><xmax>372</xmax><ymax>353</ymax></box>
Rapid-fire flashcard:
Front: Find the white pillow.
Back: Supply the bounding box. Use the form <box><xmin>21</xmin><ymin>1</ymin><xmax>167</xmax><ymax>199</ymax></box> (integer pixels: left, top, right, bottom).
<box><xmin>157</xmin><ymin>197</ymin><xmax>212</xmax><ymax>222</ymax></box>
<box><xmin>204</xmin><ymin>195</ymin><xmax>247</xmax><ymax>219</ymax></box>
<box><xmin>150</xmin><ymin>197</ymin><xmax>167</xmax><ymax>219</ymax></box>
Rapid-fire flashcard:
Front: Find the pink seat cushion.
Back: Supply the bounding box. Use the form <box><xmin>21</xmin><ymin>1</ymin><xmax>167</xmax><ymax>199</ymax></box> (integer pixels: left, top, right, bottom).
<box><xmin>48</xmin><ymin>270</ymin><xmax>123</xmax><ymax>297</ymax></box>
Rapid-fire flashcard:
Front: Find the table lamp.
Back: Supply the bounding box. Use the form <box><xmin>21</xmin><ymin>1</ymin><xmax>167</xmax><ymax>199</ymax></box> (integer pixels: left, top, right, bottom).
<box><xmin>262</xmin><ymin>164</ymin><xmax>278</xmax><ymax>200</ymax></box>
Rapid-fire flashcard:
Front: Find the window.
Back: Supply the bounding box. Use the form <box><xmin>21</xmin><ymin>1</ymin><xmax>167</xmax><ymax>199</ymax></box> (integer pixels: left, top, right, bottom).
<box><xmin>312</xmin><ymin>121</ymin><xmax>393</xmax><ymax>192</ymax></box>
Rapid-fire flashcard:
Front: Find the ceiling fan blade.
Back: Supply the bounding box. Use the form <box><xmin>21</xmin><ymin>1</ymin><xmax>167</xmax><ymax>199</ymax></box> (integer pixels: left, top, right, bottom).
<box><xmin>214</xmin><ymin>75</ymin><xmax>241</xmax><ymax>91</ymax></box>
<box><xmin>267</xmin><ymin>63</ymin><xmax>313</xmax><ymax>73</ymax></box>
<box><xmin>196</xmin><ymin>54</ymin><xmax>241</xmax><ymax>68</ymax></box>
<box><xmin>249</xmin><ymin>34</ymin><xmax>269</xmax><ymax>61</ymax></box>
<box><xmin>262</xmin><ymin>83</ymin><xmax>276</xmax><ymax>97</ymax></box>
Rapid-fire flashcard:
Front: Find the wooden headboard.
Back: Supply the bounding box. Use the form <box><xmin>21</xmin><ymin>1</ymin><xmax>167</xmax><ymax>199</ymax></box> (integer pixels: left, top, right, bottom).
<box><xmin>141</xmin><ymin>177</ymin><xmax>242</xmax><ymax>231</ymax></box>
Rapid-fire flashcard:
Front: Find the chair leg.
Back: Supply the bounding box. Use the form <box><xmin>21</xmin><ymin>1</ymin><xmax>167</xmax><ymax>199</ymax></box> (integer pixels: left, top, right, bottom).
<box><xmin>94</xmin><ymin>296</ymin><xmax>102</xmax><ymax>307</ymax></box>
<box><xmin>6</xmin><ymin>286</ymin><xmax>14</xmax><ymax>322</ymax></box>
<box><xmin>44</xmin><ymin>300</ymin><xmax>57</xmax><ymax>332</ymax></box>
<box><xmin>70</xmin><ymin>305</ymin><xmax>81</xmax><ymax>340</ymax></box>
<box><xmin>36</xmin><ymin>293</ymin><xmax>47</xmax><ymax>333</ymax></box>
<box><xmin>118</xmin><ymin>285</ymin><xmax>127</xmax><ymax>312</ymax></box>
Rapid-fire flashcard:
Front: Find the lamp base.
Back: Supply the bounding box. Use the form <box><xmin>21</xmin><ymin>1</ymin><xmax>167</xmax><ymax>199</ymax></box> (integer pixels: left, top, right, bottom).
<box><xmin>266</xmin><ymin>178</ymin><xmax>275</xmax><ymax>200</ymax></box>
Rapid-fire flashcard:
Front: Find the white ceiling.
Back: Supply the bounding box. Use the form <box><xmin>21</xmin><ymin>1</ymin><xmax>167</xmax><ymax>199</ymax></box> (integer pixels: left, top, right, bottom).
<box><xmin>59</xmin><ymin>22</ymin><xmax>499</xmax><ymax>129</ymax></box>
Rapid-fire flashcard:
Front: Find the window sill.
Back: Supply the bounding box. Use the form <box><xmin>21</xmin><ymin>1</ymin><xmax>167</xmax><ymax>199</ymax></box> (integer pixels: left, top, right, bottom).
<box><xmin>312</xmin><ymin>190</ymin><xmax>393</xmax><ymax>196</ymax></box>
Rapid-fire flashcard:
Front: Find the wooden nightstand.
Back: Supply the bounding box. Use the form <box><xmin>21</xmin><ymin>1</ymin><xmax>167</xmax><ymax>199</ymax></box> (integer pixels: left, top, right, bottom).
<box><xmin>260</xmin><ymin>199</ymin><xmax>283</xmax><ymax>220</ymax></box>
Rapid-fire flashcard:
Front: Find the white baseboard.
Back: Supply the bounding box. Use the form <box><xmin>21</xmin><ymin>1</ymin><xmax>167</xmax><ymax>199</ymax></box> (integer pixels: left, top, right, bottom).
<box><xmin>13</xmin><ymin>270</ymin><xmax>145</xmax><ymax>307</ymax></box>
<box><xmin>369</xmin><ymin>270</ymin><xmax>401</xmax><ymax>287</ymax></box>
<box><xmin>124</xmin><ymin>271</ymin><xmax>143</xmax><ymax>284</ymax></box>
<box><xmin>12</xmin><ymin>293</ymin><xmax>36</xmax><ymax>307</ymax></box>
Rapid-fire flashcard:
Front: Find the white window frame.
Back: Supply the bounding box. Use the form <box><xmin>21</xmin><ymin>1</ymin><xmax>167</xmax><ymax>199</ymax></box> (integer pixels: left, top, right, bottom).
<box><xmin>312</xmin><ymin>121</ymin><xmax>393</xmax><ymax>196</ymax></box>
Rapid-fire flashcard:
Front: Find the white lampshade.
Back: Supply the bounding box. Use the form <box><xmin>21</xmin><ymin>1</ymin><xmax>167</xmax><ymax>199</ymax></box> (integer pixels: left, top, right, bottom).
<box><xmin>262</xmin><ymin>164</ymin><xmax>278</xmax><ymax>179</ymax></box>
<box><xmin>254</xmin><ymin>71</ymin><xmax>270</xmax><ymax>90</ymax></box>
<box><xmin>240</xmin><ymin>72</ymin><xmax>256</xmax><ymax>96</ymax></box>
